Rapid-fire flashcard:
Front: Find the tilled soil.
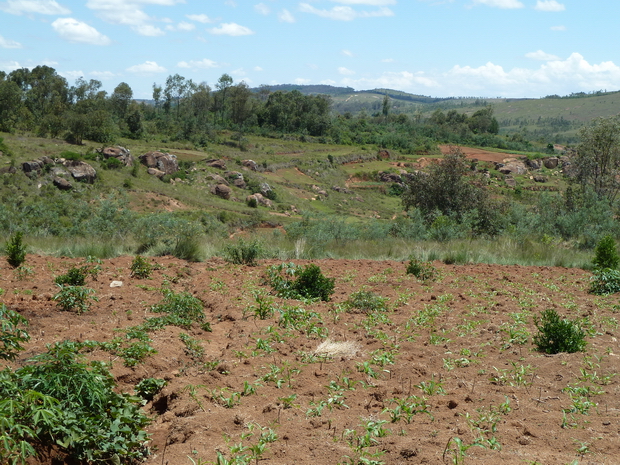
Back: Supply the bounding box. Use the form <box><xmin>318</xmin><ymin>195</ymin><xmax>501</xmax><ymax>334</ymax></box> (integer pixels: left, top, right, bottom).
<box><xmin>4</xmin><ymin>255</ymin><xmax>620</xmax><ymax>464</ymax></box>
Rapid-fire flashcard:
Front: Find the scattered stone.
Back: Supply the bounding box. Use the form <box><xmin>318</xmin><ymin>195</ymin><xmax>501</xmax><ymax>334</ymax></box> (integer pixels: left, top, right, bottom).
<box><xmin>242</xmin><ymin>159</ymin><xmax>258</xmax><ymax>171</ymax></box>
<box><xmin>533</xmin><ymin>175</ymin><xmax>548</xmax><ymax>183</ymax></box>
<box><xmin>110</xmin><ymin>281</ymin><xmax>123</xmax><ymax>288</ymax></box>
<box><xmin>378</xmin><ymin>171</ymin><xmax>403</xmax><ymax>183</ymax></box>
<box><xmin>205</xmin><ymin>159</ymin><xmax>227</xmax><ymax>170</ymax></box>
<box><xmin>246</xmin><ymin>193</ymin><xmax>272</xmax><ymax>207</ymax></box>
<box><xmin>447</xmin><ymin>400</ymin><xmax>458</xmax><ymax>409</ymax></box>
<box><xmin>207</xmin><ymin>174</ymin><xmax>228</xmax><ymax>185</ymax></box>
<box><xmin>505</xmin><ymin>176</ymin><xmax>516</xmax><ymax>187</ymax></box>
<box><xmin>52</xmin><ymin>176</ymin><xmax>72</xmax><ymax>190</ymax></box>
<box><xmin>378</xmin><ymin>149</ymin><xmax>391</xmax><ymax>159</ymax></box>
<box><xmin>543</xmin><ymin>157</ymin><xmax>559</xmax><ymax>169</ymax></box>
<box><xmin>212</xmin><ymin>183</ymin><xmax>232</xmax><ymax>200</ymax></box>
<box><xmin>525</xmin><ymin>158</ymin><xmax>541</xmax><ymax>170</ymax></box>
<box><xmin>399</xmin><ymin>448</ymin><xmax>418</xmax><ymax>459</ymax></box>
<box><xmin>63</xmin><ymin>160</ymin><xmax>97</xmax><ymax>183</ymax></box>
<box><xmin>100</xmin><ymin>146</ymin><xmax>133</xmax><ymax>166</ymax></box>
<box><xmin>139</xmin><ymin>151</ymin><xmax>178</xmax><ymax>175</ymax></box>
<box><xmin>147</xmin><ymin>168</ymin><xmax>166</xmax><ymax>178</ymax></box>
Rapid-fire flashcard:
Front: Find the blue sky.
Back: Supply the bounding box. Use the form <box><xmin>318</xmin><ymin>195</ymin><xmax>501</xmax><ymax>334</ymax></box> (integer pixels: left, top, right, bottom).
<box><xmin>1</xmin><ymin>0</ymin><xmax>619</xmax><ymax>99</ymax></box>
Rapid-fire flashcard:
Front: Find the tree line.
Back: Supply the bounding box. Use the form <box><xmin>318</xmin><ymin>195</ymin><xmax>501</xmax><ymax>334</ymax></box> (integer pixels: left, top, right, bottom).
<box><xmin>0</xmin><ymin>65</ymin><xmax>510</xmax><ymax>153</ymax></box>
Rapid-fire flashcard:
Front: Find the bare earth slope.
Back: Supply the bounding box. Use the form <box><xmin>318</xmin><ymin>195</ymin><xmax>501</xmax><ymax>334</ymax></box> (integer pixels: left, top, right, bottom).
<box><xmin>4</xmin><ymin>255</ymin><xmax>620</xmax><ymax>464</ymax></box>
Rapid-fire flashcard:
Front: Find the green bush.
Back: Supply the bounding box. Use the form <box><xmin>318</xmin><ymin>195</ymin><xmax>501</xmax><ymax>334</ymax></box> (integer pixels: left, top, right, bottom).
<box><xmin>0</xmin><ymin>304</ymin><xmax>30</xmax><ymax>361</ymax></box>
<box><xmin>100</xmin><ymin>157</ymin><xmax>123</xmax><ymax>170</ymax></box>
<box><xmin>135</xmin><ymin>378</ymin><xmax>167</xmax><ymax>402</ymax></box>
<box><xmin>53</xmin><ymin>285</ymin><xmax>98</xmax><ymax>314</ymax></box>
<box><xmin>533</xmin><ymin>309</ymin><xmax>587</xmax><ymax>354</ymax></box>
<box><xmin>130</xmin><ymin>255</ymin><xmax>152</xmax><ymax>279</ymax></box>
<box><xmin>264</xmin><ymin>262</ymin><xmax>335</xmax><ymax>301</ymax></box>
<box><xmin>54</xmin><ymin>266</ymin><xmax>88</xmax><ymax>286</ymax></box>
<box><xmin>151</xmin><ymin>288</ymin><xmax>211</xmax><ymax>331</ymax></box>
<box><xmin>406</xmin><ymin>258</ymin><xmax>437</xmax><ymax>281</ymax></box>
<box><xmin>223</xmin><ymin>238</ymin><xmax>263</xmax><ymax>266</ymax></box>
<box><xmin>343</xmin><ymin>290</ymin><xmax>388</xmax><ymax>313</ymax></box>
<box><xmin>5</xmin><ymin>232</ymin><xmax>26</xmax><ymax>268</ymax></box>
<box><xmin>589</xmin><ymin>268</ymin><xmax>620</xmax><ymax>295</ymax></box>
<box><xmin>593</xmin><ymin>234</ymin><xmax>619</xmax><ymax>269</ymax></box>
<box><xmin>1</xmin><ymin>341</ymin><xmax>151</xmax><ymax>463</ymax></box>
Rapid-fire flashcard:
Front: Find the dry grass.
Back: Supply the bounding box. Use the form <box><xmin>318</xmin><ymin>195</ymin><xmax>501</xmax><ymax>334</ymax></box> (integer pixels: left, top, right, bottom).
<box><xmin>313</xmin><ymin>339</ymin><xmax>361</xmax><ymax>360</ymax></box>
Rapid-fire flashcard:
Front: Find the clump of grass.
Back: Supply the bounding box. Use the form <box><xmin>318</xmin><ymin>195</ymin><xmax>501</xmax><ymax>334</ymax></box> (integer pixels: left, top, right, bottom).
<box><xmin>130</xmin><ymin>255</ymin><xmax>152</xmax><ymax>279</ymax></box>
<box><xmin>223</xmin><ymin>238</ymin><xmax>263</xmax><ymax>266</ymax></box>
<box><xmin>406</xmin><ymin>257</ymin><xmax>437</xmax><ymax>281</ymax></box>
<box><xmin>343</xmin><ymin>290</ymin><xmax>388</xmax><ymax>313</ymax></box>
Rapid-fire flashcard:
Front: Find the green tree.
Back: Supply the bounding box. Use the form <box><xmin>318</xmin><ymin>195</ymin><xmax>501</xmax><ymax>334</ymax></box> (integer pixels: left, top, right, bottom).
<box><xmin>574</xmin><ymin>116</ymin><xmax>620</xmax><ymax>203</ymax></box>
<box><xmin>109</xmin><ymin>81</ymin><xmax>133</xmax><ymax>120</ymax></box>
<box><xmin>214</xmin><ymin>73</ymin><xmax>234</xmax><ymax>124</ymax></box>
<box><xmin>402</xmin><ymin>147</ymin><xmax>500</xmax><ymax>235</ymax></box>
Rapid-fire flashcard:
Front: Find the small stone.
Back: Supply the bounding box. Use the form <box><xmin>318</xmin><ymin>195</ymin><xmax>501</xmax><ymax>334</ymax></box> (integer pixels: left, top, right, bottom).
<box><xmin>110</xmin><ymin>281</ymin><xmax>123</xmax><ymax>288</ymax></box>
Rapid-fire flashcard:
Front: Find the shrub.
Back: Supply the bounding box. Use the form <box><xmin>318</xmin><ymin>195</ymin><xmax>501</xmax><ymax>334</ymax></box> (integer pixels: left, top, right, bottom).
<box><xmin>135</xmin><ymin>378</ymin><xmax>167</xmax><ymax>402</ymax></box>
<box><xmin>101</xmin><ymin>157</ymin><xmax>123</xmax><ymax>170</ymax></box>
<box><xmin>53</xmin><ymin>285</ymin><xmax>98</xmax><ymax>314</ymax></box>
<box><xmin>130</xmin><ymin>255</ymin><xmax>152</xmax><ymax>279</ymax></box>
<box><xmin>264</xmin><ymin>262</ymin><xmax>335</xmax><ymax>301</ymax></box>
<box><xmin>593</xmin><ymin>234</ymin><xmax>619</xmax><ymax>269</ymax></box>
<box><xmin>54</xmin><ymin>266</ymin><xmax>88</xmax><ymax>286</ymax></box>
<box><xmin>533</xmin><ymin>309</ymin><xmax>587</xmax><ymax>354</ymax></box>
<box><xmin>223</xmin><ymin>238</ymin><xmax>263</xmax><ymax>266</ymax></box>
<box><xmin>406</xmin><ymin>258</ymin><xmax>437</xmax><ymax>281</ymax></box>
<box><xmin>0</xmin><ymin>304</ymin><xmax>30</xmax><ymax>361</ymax></box>
<box><xmin>151</xmin><ymin>288</ymin><xmax>211</xmax><ymax>331</ymax></box>
<box><xmin>5</xmin><ymin>232</ymin><xmax>26</xmax><ymax>268</ymax></box>
<box><xmin>589</xmin><ymin>268</ymin><xmax>620</xmax><ymax>295</ymax></box>
<box><xmin>343</xmin><ymin>290</ymin><xmax>388</xmax><ymax>313</ymax></box>
<box><xmin>4</xmin><ymin>341</ymin><xmax>151</xmax><ymax>463</ymax></box>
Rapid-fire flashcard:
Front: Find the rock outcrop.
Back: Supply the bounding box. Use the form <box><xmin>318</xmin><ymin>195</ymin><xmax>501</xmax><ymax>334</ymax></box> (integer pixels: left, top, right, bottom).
<box><xmin>139</xmin><ymin>151</ymin><xmax>178</xmax><ymax>175</ymax></box>
<box><xmin>100</xmin><ymin>146</ymin><xmax>133</xmax><ymax>167</ymax></box>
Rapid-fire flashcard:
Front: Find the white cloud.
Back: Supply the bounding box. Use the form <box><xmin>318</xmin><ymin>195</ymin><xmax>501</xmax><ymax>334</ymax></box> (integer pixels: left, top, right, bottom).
<box><xmin>534</xmin><ymin>0</ymin><xmax>565</xmax><ymax>12</ymax></box>
<box><xmin>338</xmin><ymin>67</ymin><xmax>355</xmax><ymax>75</ymax></box>
<box><xmin>126</xmin><ymin>60</ymin><xmax>166</xmax><ymax>74</ymax></box>
<box><xmin>254</xmin><ymin>3</ymin><xmax>269</xmax><ymax>15</ymax></box>
<box><xmin>0</xmin><ymin>60</ymin><xmax>22</xmax><ymax>72</ymax></box>
<box><xmin>0</xmin><ymin>35</ymin><xmax>22</xmax><ymax>48</ymax></box>
<box><xmin>177</xmin><ymin>58</ymin><xmax>220</xmax><ymax>69</ymax></box>
<box><xmin>299</xmin><ymin>3</ymin><xmax>394</xmax><ymax>20</ymax></box>
<box><xmin>52</xmin><ymin>18</ymin><xmax>111</xmax><ymax>45</ymax></box>
<box><xmin>525</xmin><ymin>50</ymin><xmax>560</xmax><ymax>61</ymax></box>
<box><xmin>254</xmin><ymin>66</ymin><xmax>263</xmax><ymax>71</ymax></box>
<box><xmin>279</xmin><ymin>9</ymin><xmax>295</xmax><ymax>22</ymax></box>
<box><xmin>294</xmin><ymin>78</ymin><xmax>312</xmax><ymax>85</ymax></box>
<box><xmin>86</xmin><ymin>0</ymin><xmax>181</xmax><ymax>36</ymax></box>
<box><xmin>60</xmin><ymin>70</ymin><xmax>85</xmax><ymax>80</ymax></box>
<box><xmin>342</xmin><ymin>49</ymin><xmax>354</xmax><ymax>57</ymax></box>
<box><xmin>186</xmin><ymin>13</ymin><xmax>213</xmax><ymax>23</ymax></box>
<box><xmin>332</xmin><ymin>0</ymin><xmax>396</xmax><ymax>4</ymax></box>
<box><xmin>0</xmin><ymin>0</ymin><xmax>70</xmax><ymax>15</ymax></box>
<box><xmin>166</xmin><ymin>21</ymin><xmax>195</xmax><ymax>31</ymax></box>
<box><xmin>90</xmin><ymin>70</ymin><xmax>116</xmax><ymax>80</ymax></box>
<box><xmin>381</xmin><ymin>58</ymin><xmax>394</xmax><ymax>63</ymax></box>
<box><xmin>550</xmin><ymin>25</ymin><xmax>566</xmax><ymax>31</ymax></box>
<box><xmin>208</xmin><ymin>22</ymin><xmax>254</xmax><ymax>36</ymax></box>
<box><xmin>338</xmin><ymin>53</ymin><xmax>620</xmax><ymax>97</ymax></box>
<box><xmin>472</xmin><ymin>0</ymin><xmax>524</xmax><ymax>9</ymax></box>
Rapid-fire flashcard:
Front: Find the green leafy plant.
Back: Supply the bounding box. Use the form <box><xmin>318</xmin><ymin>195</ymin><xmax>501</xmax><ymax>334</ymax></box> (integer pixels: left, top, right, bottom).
<box><xmin>54</xmin><ymin>266</ymin><xmax>88</xmax><ymax>286</ymax></box>
<box><xmin>589</xmin><ymin>267</ymin><xmax>620</xmax><ymax>295</ymax></box>
<box><xmin>52</xmin><ymin>285</ymin><xmax>98</xmax><ymax>314</ymax></box>
<box><xmin>343</xmin><ymin>290</ymin><xmax>388</xmax><ymax>314</ymax></box>
<box><xmin>223</xmin><ymin>238</ymin><xmax>263</xmax><ymax>266</ymax></box>
<box><xmin>0</xmin><ymin>304</ymin><xmax>30</xmax><ymax>361</ymax></box>
<box><xmin>533</xmin><ymin>309</ymin><xmax>587</xmax><ymax>354</ymax></box>
<box><xmin>593</xmin><ymin>234</ymin><xmax>619</xmax><ymax>269</ymax></box>
<box><xmin>1</xmin><ymin>341</ymin><xmax>151</xmax><ymax>464</ymax></box>
<box><xmin>130</xmin><ymin>255</ymin><xmax>153</xmax><ymax>279</ymax></box>
<box><xmin>5</xmin><ymin>232</ymin><xmax>26</xmax><ymax>268</ymax></box>
<box><xmin>135</xmin><ymin>378</ymin><xmax>167</xmax><ymax>402</ymax></box>
<box><xmin>406</xmin><ymin>257</ymin><xmax>437</xmax><ymax>281</ymax></box>
<box><xmin>151</xmin><ymin>288</ymin><xmax>211</xmax><ymax>331</ymax></box>
<box><xmin>264</xmin><ymin>262</ymin><xmax>335</xmax><ymax>301</ymax></box>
